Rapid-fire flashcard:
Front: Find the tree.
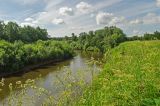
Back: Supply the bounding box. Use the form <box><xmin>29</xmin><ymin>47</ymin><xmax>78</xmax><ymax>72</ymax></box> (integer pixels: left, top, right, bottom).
<box><xmin>69</xmin><ymin>26</ymin><xmax>126</xmax><ymax>52</ymax></box>
<box><xmin>4</xmin><ymin>22</ymin><xmax>20</xmax><ymax>42</ymax></box>
<box><xmin>0</xmin><ymin>21</ymin><xmax>48</xmax><ymax>43</ymax></box>
<box><xmin>71</xmin><ymin>33</ymin><xmax>77</xmax><ymax>41</ymax></box>
<box><xmin>0</xmin><ymin>21</ymin><xmax>5</xmax><ymax>40</ymax></box>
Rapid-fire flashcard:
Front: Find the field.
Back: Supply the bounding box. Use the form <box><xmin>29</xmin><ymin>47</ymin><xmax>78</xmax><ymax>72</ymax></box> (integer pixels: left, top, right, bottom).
<box><xmin>78</xmin><ymin>41</ymin><xmax>160</xmax><ymax>106</ymax></box>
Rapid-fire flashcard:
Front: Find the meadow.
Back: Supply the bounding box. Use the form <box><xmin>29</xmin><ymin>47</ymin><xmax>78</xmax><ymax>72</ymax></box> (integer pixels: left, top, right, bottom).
<box><xmin>77</xmin><ymin>41</ymin><xmax>160</xmax><ymax>106</ymax></box>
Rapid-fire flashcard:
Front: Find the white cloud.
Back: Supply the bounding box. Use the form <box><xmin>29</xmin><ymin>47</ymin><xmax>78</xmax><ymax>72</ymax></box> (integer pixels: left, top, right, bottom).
<box><xmin>20</xmin><ymin>22</ymin><xmax>36</xmax><ymax>27</ymax></box>
<box><xmin>96</xmin><ymin>12</ymin><xmax>113</xmax><ymax>25</ymax></box>
<box><xmin>76</xmin><ymin>2</ymin><xmax>92</xmax><ymax>13</ymax></box>
<box><xmin>24</xmin><ymin>17</ymin><xmax>34</xmax><ymax>22</ymax></box>
<box><xmin>132</xmin><ymin>30</ymin><xmax>145</xmax><ymax>36</ymax></box>
<box><xmin>156</xmin><ymin>0</ymin><xmax>160</xmax><ymax>7</ymax></box>
<box><xmin>19</xmin><ymin>0</ymin><xmax>125</xmax><ymax>36</ymax></box>
<box><xmin>52</xmin><ymin>18</ymin><xmax>65</xmax><ymax>25</ymax></box>
<box><xmin>31</xmin><ymin>11</ymin><xmax>52</xmax><ymax>24</ymax></box>
<box><xmin>130</xmin><ymin>13</ymin><xmax>160</xmax><ymax>25</ymax></box>
<box><xmin>130</xmin><ymin>19</ymin><xmax>143</xmax><ymax>24</ymax></box>
<box><xmin>70</xmin><ymin>26</ymin><xmax>84</xmax><ymax>30</ymax></box>
<box><xmin>32</xmin><ymin>20</ymin><xmax>39</xmax><ymax>24</ymax></box>
<box><xmin>4</xmin><ymin>20</ymin><xmax>9</xmax><ymax>24</ymax></box>
<box><xmin>18</xmin><ymin>0</ymin><xmax>65</xmax><ymax>26</ymax></box>
<box><xmin>109</xmin><ymin>16</ymin><xmax>125</xmax><ymax>26</ymax></box>
<box><xmin>29</xmin><ymin>0</ymin><xmax>64</xmax><ymax>25</ymax></box>
<box><xmin>143</xmin><ymin>13</ymin><xmax>160</xmax><ymax>24</ymax></box>
<box><xmin>96</xmin><ymin>12</ymin><xmax>125</xmax><ymax>26</ymax></box>
<box><xmin>21</xmin><ymin>17</ymin><xmax>38</xmax><ymax>27</ymax></box>
<box><xmin>59</xmin><ymin>7</ymin><xmax>74</xmax><ymax>16</ymax></box>
<box><xmin>133</xmin><ymin>30</ymin><xmax>140</xmax><ymax>35</ymax></box>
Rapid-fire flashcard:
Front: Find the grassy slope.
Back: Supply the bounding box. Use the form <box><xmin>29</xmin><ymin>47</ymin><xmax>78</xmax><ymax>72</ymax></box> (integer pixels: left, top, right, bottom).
<box><xmin>78</xmin><ymin>41</ymin><xmax>160</xmax><ymax>106</ymax></box>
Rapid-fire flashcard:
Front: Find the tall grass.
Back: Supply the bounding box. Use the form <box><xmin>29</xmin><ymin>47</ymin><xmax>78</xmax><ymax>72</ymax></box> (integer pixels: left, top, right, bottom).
<box><xmin>77</xmin><ymin>41</ymin><xmax>160</xmax><ymax>106</ymax></box>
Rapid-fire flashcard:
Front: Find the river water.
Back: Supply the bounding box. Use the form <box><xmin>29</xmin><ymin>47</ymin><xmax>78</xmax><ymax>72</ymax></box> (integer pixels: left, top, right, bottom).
<box><xmin>0</xmin><ymin>51</ymin><xmax>102</xmax><ymax>105</ymax></box>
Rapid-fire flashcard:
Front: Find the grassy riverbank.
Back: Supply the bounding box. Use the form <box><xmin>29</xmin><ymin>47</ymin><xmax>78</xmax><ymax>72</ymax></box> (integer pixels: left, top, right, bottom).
<box><xmin>0</xmin><ymin>40</ymin><xmax>74</xmax><ymax>76</ymax></box>
<box><xmin>77</xmin><ymin>41</ymin><xmax>160</xmax><ymax>106</ymax></box>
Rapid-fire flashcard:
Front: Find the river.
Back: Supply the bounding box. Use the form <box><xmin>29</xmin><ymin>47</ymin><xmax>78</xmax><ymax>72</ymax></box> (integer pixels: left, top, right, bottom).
<box><xmin>0</xmin><ymin>51</ymin><xmax>102</xmax><ymax>105</ymax></box>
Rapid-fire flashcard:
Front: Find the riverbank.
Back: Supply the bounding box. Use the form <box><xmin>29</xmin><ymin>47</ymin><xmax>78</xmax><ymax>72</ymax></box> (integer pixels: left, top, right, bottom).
<box><xmin>0</xmin><ymin>57</ymin><xmax>73</xmax><ymax>78</ymax></box>
<box><xmin>77</xmin><ymin>41</ymin><xmax>160</xmax><ymax>106</ymax></box>
<box><xmin>0</xmin><ymin>40</ymin><xmax>74</xmax><ymax>77</ymax></box>
<box><xmin>0</xmin><ymin>51</ymin><xmax>102</xmax><ymax>105</ymax></box>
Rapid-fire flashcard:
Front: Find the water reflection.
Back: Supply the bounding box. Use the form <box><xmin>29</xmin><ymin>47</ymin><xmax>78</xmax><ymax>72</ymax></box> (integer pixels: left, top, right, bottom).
<box><xmin>0</xmin><ymin>51</ymin><xmax>102</xmax><ymax>104</ymax></box>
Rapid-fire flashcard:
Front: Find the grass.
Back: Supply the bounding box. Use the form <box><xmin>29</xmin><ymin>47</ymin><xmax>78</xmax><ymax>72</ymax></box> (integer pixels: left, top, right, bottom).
<box><xmin>0</xmin><ymin>40</ymin><xmax>160</xmax><ymax>106</ymax></box>
<box><xmin>77</xmin><ymin>41</ymin><xmax>160</xmax><ymax>106</ymax></box>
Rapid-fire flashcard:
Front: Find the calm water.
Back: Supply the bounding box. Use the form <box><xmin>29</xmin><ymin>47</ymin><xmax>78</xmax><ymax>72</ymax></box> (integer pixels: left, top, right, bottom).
<box><xmin>0</xmin><ymin>51</ymin><xmax>102</xmax><ymax>105</ymax></box>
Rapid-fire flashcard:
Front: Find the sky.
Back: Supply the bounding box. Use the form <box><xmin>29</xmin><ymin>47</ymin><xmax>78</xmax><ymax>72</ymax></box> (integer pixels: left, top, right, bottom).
<box><xmin>0</xmin><ymin>0</ymin><xmax>160</xmax><ymax>37</ymax></box>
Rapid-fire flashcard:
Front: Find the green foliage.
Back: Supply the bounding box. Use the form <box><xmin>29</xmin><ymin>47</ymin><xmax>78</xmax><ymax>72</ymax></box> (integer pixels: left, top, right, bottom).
<box><xmin>0</xmin><ymin>40</ymin><xmax>74</xmax><ymax>73</ymax></box>
<box><xmin>0</xmin><ymin>21</ymin><xmax>48</xmax><ymax>43</ymax></box>
<box><xmin>69</xmin><ymin>26</ymin><xmax>126</xmax><ymax>52</ymax></box>
<box><xmin>78</xmin><ymin>41</ymin><xmax>160</xmax><ymax>106</ymax></box>
<box><xmin>128</xmin><ymin>31</ymin><xmax>160</xmax><ymax>41</ymax></box>
<box><xmin>1</xmin><ymin>20</ymin><xmax>160</xmax><ymax>105</ymax></box>
<box><xmin>1</xmin><ymin>41</ymin><xmax>160</xmax><ymax>106</ymax></box>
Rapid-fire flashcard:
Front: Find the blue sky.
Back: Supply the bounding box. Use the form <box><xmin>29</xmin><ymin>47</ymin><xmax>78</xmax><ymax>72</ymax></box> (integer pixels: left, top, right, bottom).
<box><xmin>0</xmin><ymin>0</ymin><xmax>160</xmax><ymax>37</ymax></box>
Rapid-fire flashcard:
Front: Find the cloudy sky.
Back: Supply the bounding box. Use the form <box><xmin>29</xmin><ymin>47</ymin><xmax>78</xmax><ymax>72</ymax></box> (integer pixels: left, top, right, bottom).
<box><xmin>0</xmin><ymin>0</ymin><xmax>160</xmax><ymax>37</ymax></box>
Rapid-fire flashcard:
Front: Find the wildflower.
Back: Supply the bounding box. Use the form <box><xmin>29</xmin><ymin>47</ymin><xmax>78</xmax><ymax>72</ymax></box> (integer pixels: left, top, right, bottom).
<box><xmin>1</xmin><ymin>78</ymin><xmax>5</xmax><ymax>82</ymax></box>
<box><xmin>0</xmin><ymin>78</ymin><xmax>5</xmax><ymax>86</ymax></box>
<box><xmin>31</xmin><ymin>85</ymin><xmax>37</xmax><ymax>89</ymax></box>
<box><xmin>16</xmin><ymin>81</ymin><xmax>22</xmax><ymax>85</ymax></box>
<box><xmin>0</xmin><ymin>81</ymin><xmax>4</xmax><ymax>86</ymax></box>
<box><xmin>39</xmin><ymin>88</ymin><xmax>45</xmax><ymax>92</ymax></box>
<box><xmin>9</xmin><ymin>83</ymin><xmax>13</xmax><ymax>91</ymax></box>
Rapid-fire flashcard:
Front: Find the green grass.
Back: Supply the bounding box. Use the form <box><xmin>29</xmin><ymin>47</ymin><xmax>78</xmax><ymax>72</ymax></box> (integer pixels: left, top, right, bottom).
<box><xmin>78</xmin><ymin>41</ymin><xmax>160</xmax><ymax>106</ymax></box>
<box><xmin>1</xmin><ymin>41</ymin><xmax>160</xmax><ymax>106</ymax></box>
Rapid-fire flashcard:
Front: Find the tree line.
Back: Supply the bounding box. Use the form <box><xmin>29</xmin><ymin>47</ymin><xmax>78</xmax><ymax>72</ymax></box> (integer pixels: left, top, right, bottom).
<box><xmin>127</xmin><ymin>31</ymin><xmax>160</xmax><ymax>41</ymax></box>
<box><xmin>0</xmin><ymin>20</ymin><xmax>159</xmax><ymax>74</ymax></box>
<box><xmin>0</xmin><ymin>21</ymin><xmax>48</xmax><ymax>43</ymax></box>
<box><xmin>0</xmin><ymin>40</ymin><xmax>73</xmax><ymax>73</ymax></box>
<box><xmin>52</xmin><ymin>26</ymin><xmax>160</xmax><ymax>53</ymax></box>
<box><xmin>53</xmin><ymin>26</ymin><xmax>127</xmax><ymax>53</ymax></box>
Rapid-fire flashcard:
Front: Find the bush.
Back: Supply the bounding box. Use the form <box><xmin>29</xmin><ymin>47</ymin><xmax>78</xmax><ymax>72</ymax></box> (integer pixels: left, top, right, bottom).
<box><xmin>0</xmin><ymin>40</ymin><xmax>74</xmax><ymax>73</ymax></box>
